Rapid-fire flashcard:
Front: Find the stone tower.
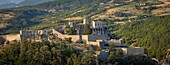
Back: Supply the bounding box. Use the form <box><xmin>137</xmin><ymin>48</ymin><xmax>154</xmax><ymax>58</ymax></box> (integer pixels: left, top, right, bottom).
<box><xmin>75</xmin><ymin>24</ymin><xmax>84</xmax><ymax>43</ymax></box>
<box><xmin>69</xmin><ymin>22</ymin><xmax>75</xmax><ymax>27</ymax></box>
<box><xmin>92</xmin><ymin>21</ymin><xmax>103</xmax><ymax>28</ymax></box>
<box><xmin>83</xmin><ymin>18</ymin><xmax>89</xmax><ymax>25</ymax></box>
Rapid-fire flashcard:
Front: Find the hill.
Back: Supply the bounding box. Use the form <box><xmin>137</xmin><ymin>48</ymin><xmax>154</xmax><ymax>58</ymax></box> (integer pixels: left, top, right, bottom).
<box><xmin>0</xmin><ymin>0</ymin><xmax>110</xmax><ymax>34</ymax></box>
<box><xmin>0</xmin><ymin>39</ymin><xmax>157</xmax><ymax>65</ymax></box>
<box><xmin>115</xmin><ymin>15</ymin><xmax>170</xmax><ymax>60</ymax></box>
<box><xmin>1</xmin><ymin>0</ymin><xmax>170</xmax><ymax>34</ymax></box>
<box><xmin>0</xmin><ymin>3</ymin><xmax>17</xmax><ymax>9</ymax></box>
<box><xmin>18</xmin><ymin>0</ymin><xmax>55</xmax><ymax>6</ymax></box>
<box><xmin>0</xmin><ymin>0</ymin><xmax>169</xmax><ymax>61</ymax></box>
<box><xmin>15</xmin><ymin>0</ymin><xmax>110</xmax><ymax>10</ymax></box>
<box><xmin>0</xmin><ymin>0</ymin><xmax>55</xmax><ymax>9</ymax></box>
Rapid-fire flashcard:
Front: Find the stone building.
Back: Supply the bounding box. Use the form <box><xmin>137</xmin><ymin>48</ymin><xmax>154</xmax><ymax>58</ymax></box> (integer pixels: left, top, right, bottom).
<box><xmin>2</xmin><ymin>34</ymin><xmax>21</xmax><ymax>42</ymax></box>
<box><xmin>74</xmin><ymin>24</ymin><xmax>84</xmax><ymax>43</ymax></box>
<box><xmin>91</xmin><ymin>21</ymin><xmax>110</xmax><ymax>35</ymax></box>
<box><xmin>97</xmin><ymin>50</ymin><xmax>110</xmax><ymax>62</ymax></box>
<box><xmin>20</xmin><ymin>29</ymin><xmax>55</xmax><ymax>41</ymax></box>
<box><xmin>83</xmin><ymin>18</ymin><xmax>89</xmax><ymax>25</ymax></box>
<box><xmin>75</xmin><ymin>24</ymin><xmax>84</xmax><ymax>34</ymax></box>
<box><xmin>56</xmin><ymin>20</ymin><xmax>109</xmax><ymax>43</ymax></box>
<box><xmin>20</xmin><ymin>30</ymin><xmax>42</xmax><ymax>40</ymax></box>
<box><xmin>92</xmin><ymin>21</ymin><xmax>103</xmax><ymax>28</ymax></box>
<box><xmin>121</xmin><ymin>47</ymin><xmax>145</xmax><ymax>56</ymax></box>
<box><xmin>67</xmin><ymin>19</ymin><xmax>110</xmax><ymax>36</ymax></box>
<box><xmin>68</xmin><ymin>22</ymin><xmax>75</xmax><ymax>28</ymax></box>
<box><xmin>98</xmin><ymin>39</ymin><xmax>145</xmax><ymax>56</ymax></box>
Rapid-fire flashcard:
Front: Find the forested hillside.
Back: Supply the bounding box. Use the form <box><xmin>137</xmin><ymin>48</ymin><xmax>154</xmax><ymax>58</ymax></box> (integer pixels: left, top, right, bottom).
<box><xmin>0</xmin><ymin>0</ymin><xmax>169</xmax><ymax>64</ymax></box>
<box><xmin>0</xmin><ymin>9</ymin><xmax>48</xmax><ymax>34</ymax></box>
<box><xmin>13</xmin><ymin>0</ymin><xmax>110</xmax><ymax>10</ymax></box>
<box><xmin>0</xmin><ymin>0</ymin><xmax>110</xmax><ymax>35</ymax></box>
<box><xmin>0</xmin><ymin>40</ymin><xmax>157</xmax><ymax>65</ymax></box>
<box><xmin>115</xmin><ymin>15</ymin><xmax>170</xmax><ymax>60</ymax></box>
<box><xmin>1</xmin><ymin>0</ymin><xmax>170</xmax><ymax>35</ymax></box>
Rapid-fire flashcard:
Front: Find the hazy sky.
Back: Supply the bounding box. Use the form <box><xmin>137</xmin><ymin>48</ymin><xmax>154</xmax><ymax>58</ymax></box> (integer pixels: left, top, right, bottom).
<box><xmin>0</xmin><ymin>0</ymin><xmax>25</xmax><ymax>5</ymax></box>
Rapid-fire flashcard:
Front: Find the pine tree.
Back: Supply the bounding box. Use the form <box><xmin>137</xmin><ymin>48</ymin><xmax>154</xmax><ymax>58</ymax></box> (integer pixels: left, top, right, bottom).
<box><xmin>83</xmin><ymin>24</ymin><xmax>91</xmax><ymax>35</ymax></box>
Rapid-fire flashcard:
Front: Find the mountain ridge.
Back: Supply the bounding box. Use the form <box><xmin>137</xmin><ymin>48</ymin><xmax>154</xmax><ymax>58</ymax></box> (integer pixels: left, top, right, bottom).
<box><xmin>0</xmin><ymin>0</ymin><xmax>55</xmax><ymax>9</ymax></box>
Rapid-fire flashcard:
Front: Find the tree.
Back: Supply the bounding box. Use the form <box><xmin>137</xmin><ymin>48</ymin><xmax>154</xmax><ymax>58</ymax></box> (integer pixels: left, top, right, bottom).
<box><xmin>64</xmin><ymin>37</ymin><xmax>72</xmax><ymax>43</ymax></box>
<box><xmin>116</xmin><ymin>15</ymin><xmax>170</xmax><ymax>60</ymax></box>
<box><xmin>83</xmin><ymin>24</ymin><xmax>91</xmax><ymax>35</ymax></box>
<box><xmin>68</xmin><ymin>28</ymin><xmax>75</xmax><ymax>35</ymax></box>
<box><xmin>0</xmin><ymin>37</ymin><xmax>6</xmax><ymax>45</ymax></box>
<box><xmin>109</xmin><ymin>43</ymin><xmax>115</xmax><ymax>51</ymax></box>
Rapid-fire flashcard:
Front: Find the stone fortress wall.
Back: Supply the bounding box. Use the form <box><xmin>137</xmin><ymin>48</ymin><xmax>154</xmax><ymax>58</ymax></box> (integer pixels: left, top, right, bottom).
<box><xmin>2</xmin><ymin>34</ymin><xmax>21</xmax><ymax>41</ymax></box>
<box><xmin>1</xmin><ymin>29</ymin><xmax>145</xmax><ymax>56</ymax></box>
<box><xmin>121</xmin><ymin>47</ymin><xmax>145</xmax><ymax>56</ymax></box>
<box><xmin>52</xmin><ymin>29</ymin><xmax>106</xmax><ymax>46</ymax></box>
<box><xmin>2</xmin><ymin>29</ymin><xmax>106</xmax><ymax>45</ymax></box>
<box><xmin>1</xmin><ymin>17</ymin><xmax>145</xmax><ymax>56</ymax></box>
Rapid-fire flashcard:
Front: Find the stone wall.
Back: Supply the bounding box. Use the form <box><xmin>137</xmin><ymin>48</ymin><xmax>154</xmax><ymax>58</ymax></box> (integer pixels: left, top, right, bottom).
<box><xmin>122</xmin><ymin>47</ymin><xmax>145</xmax><ymax>55</ymax></box>
<box><xmin>3</xmin><ymin>34</ymin><xmax>21</xmax><ymax>41</ymax></box>
<box><xmin>88</xmin><ymin>35</ymin><xmax>108</xmax><ymax>41</ymax></box>
<box><xmin>1</xmin><ymin>29</ymin><xmax>108</xmax><ymax>46</ymax></box>
<box><xmin>56</xmin><ymin>35</ymin><xmax>89</xmax><ymax>42</ymax></box>
<box><xmin>52</xmin><ymin>29</ymin><xmax>108</xmax><ymax>43</ymax></box>
<box><xmin>87</xmin><ymin>40</ymin><xmax>102</xmax><ymax>46</ymax></box>
<box><xmin>52</xmin><ymin>29</ymin><xmax>84</xmax><ymax>42</ymax></box>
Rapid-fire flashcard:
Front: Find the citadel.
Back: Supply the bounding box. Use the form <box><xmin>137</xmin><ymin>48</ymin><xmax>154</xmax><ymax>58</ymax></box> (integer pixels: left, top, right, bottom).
<box><xmin>1</xmin><ymin>18</ymin><xmax>145</xmax><ymax>61</ymax></box>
